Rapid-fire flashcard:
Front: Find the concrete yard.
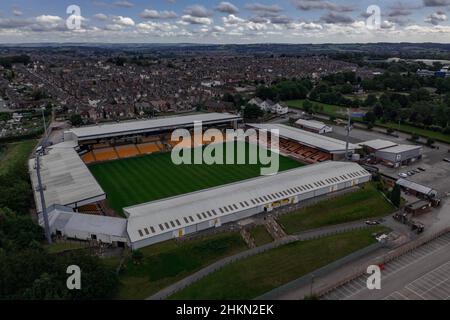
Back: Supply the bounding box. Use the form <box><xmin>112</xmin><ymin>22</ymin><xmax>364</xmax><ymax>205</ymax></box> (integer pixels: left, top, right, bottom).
<box><xmin>322</xmin><ymin>232</ymin><xmax>450</xmax><ymax>300</ymax></box>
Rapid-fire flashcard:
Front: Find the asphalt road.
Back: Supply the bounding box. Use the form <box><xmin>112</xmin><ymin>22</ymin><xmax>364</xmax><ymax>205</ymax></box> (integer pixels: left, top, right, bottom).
<box><xmin>330</xmin><ymin>232</ymin><xmax>450</xmax><ymax>300</ymax></box>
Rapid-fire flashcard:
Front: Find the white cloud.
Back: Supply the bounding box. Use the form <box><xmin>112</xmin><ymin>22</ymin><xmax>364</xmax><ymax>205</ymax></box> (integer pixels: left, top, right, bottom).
<box><xmin>180</xmin><ymin>15</ymin><xmax>213</xmax><ymax>25</ymax></box>
<box><xmin>112</xmin><ymin>16</ymin><xmax>135</xmax><ymax>27</ymax></box>
<box><xmin>140</xmin><ymin>9</ymin><xmax>178</xmax><ymax>19</ymax></box>
<box><xmin>93</xmin><ymin>13</ymin><xmax>108</xmax><ymax>21</ymax></box>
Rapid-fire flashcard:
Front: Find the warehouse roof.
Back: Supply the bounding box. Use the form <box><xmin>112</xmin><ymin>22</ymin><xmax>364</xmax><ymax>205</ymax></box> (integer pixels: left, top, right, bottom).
<box><xmin>248</xmin><ymin>123</ymin><xmax>360</xmax><ymax>153</ymax></box>
<box><xmin>396</xmin><ymin>179</ymin><xmax>437</xmax><ymax>197</ymax></box>
<box><xmin>359</xmin><ymin>139</ymin><xmax>398</xmax><ymax>151</ymax></box>
<box><xmin>29</xmin><ymin>141</ymin><xmax>105</xmax><ymax>213</ymax></box>
<box><xmin>377</xmin><ymin>144</ymin><xmax>422</xmax><ymax>154</ymax></box>
<box><xmin>125</xmin><ymin>161</ymin><xmax>370</xmax><ymax>243</ymax></box>
<box><xmin>67</xmin><ymin>113</ymin><xmax>241</xmax><ymax>141</ymax></box>
<box><xmin>39</xmin><ymin>205</ymin><xmax>127</xmax><ymax>239</ymax></box>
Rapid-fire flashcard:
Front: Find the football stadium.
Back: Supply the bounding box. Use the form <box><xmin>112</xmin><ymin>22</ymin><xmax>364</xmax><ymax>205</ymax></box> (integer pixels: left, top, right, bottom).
<box><xmin>30</xmin><ymin>112</ymin><xmax>371</xmax><ymax>249</ymax></box>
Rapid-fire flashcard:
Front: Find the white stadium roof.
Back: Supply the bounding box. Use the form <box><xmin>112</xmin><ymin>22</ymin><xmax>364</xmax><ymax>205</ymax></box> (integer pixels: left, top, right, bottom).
<box><xmin>358</xmin><ymin>139</ymin><xmax>398</xmax><ymax>151</ymax></box>
<box><xmin>29</xmin><ymin>141</ymin><xmax>105</xmax><ymax>213</ymax></box>
<box><xmin>295</xmin><ymin>119</ymin><xmax>330</xmax><ymax>130</ymax></box>
<box><xmin>67</xmin><ymin>113</ymin><xmax>241</xmax><ymax>141</ymax></box>
<box><xmin>125</xmin><ymin>161</ymin><xmax>370</xmax><ymax>243</ymax></box>
<box><xmin>39</xmin><ymin>205</ymin><xmax>127</xmax><ymax>239</ymax></box>
<box><xmin>248</xmin><ymin>123</ymin><xmax>360</xmax><ymax>153</ymax></box>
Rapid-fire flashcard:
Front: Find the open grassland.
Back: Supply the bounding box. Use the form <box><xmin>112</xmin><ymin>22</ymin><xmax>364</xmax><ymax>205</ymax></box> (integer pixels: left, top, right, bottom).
<box><xmin>278</xmin><ymin>183</ymin><xmax>395</xmax><ymax>234</ymax></box>
<box><xmin>169</xmin><ymin>226</ymin><xmax>388</xmax><ymax>300</ymax></box>
<box><xmin>89</xmin><ymin>142</ymin><xmax>303</xmax><ymax>214</ymax></box>
<box><xmin>116</xmin><ymin>232</ymin><xmax>247</xmax><ymax>299</ymax></box>
<box><xmin>249</xmin><ymin>225</ymin><xmax>273</xmax><ymax>246</ymax></box>
<box><xmin>0</xmin><ymin>139</ymin><xmax>35</xmax><ymax>176</ymax></box>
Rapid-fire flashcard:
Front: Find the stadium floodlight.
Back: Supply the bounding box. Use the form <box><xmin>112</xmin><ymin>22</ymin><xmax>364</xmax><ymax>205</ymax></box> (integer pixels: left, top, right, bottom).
<box><xmin>35</xmin><ymin>151</ymin><xmax>52</xmax><ymax>244</ymax></box>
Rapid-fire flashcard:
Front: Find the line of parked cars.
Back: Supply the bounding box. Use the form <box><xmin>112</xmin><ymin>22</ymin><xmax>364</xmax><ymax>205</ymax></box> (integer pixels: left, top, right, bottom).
<box><xmin>398</xmin><ymin>167</ymin><xmax>426</xmax><ymax>178</ymax></box>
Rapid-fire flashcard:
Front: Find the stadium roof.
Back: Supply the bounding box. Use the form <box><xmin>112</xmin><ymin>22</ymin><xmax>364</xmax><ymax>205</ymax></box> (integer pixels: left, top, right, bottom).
<box><xmin>358</xmin><ymin>139</ymin><xmax>398</xmax><ymax>150</ymax></box>
<box><xmin>377</xmin><ymin>144</ymin><xmax>422</xmax><ymax>154</ymax></box>
<box><xmin>295</xmin><ymin>119</ymin><xmax>330</xmax><ymax>130</ymax></box>
<box><xmin>29</xmin><ymin>141</ymin><xmax>106</xmax><ymax>213</ymax></box>
<box><xmin>248</xmin><ymin>123</ymin><xmax>360</xmax><ymax>153</ymax></box>
<box><xmin>67</xmin><ymin>113</ymin><xmax>241</xmax><ymax>141</ymax></box>
<box><xmin>125</xmin><ymin>161</ymin><xmax>370</xmax><ymax>243</ymax></box>
<box><xmin>39</xmin><ymin>205</ymin><xmax>127</xmax><ymax>239</ymax></box>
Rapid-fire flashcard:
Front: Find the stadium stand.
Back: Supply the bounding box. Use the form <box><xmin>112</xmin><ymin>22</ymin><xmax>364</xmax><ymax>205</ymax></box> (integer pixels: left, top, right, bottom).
<box><xmin>141</xmin><ymin>136</ymin><xmax>161</xmax><ymax>143</ymax></box>
<box><xmin>115</xmin><ymin>145</ymin><xmax>141</xmax><ymax>159</ymax></box>
<box><xmin>137</xmin><ymin>142</ymin><xmax>161</xmax><ymax>154</ymax></box>
<box><xmin>81</xmin><ymin>151</ymin><xmax>96</xmax><ymax>164</ymax></box>
<box><xmin>93</xmin><ymin>147</ymin><xmax>119</xmax><ymax>162</ymax></box>
<box><xmin>93</xmin><ymin>143</ymin><xmax>110</xmax><ymax>149</ymax></box>
<box><xmin>77</xmin><ymin>203</ymin><xmax>103</xmax><ymax>215</ymax></box>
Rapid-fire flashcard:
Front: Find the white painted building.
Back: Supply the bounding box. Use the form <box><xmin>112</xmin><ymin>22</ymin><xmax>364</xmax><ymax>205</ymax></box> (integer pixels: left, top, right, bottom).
<box><xmin>295</xmin><ymin>119</ymin><xmax>333</xmax><ymax>134</ymax></box>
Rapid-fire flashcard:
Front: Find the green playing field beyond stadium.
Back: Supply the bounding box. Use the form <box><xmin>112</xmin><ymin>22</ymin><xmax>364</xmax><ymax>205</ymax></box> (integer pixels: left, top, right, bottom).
<box><xmin>88</xmin><ymin>142</ymin><xmax>303</xmax><ymax>215</ymax></box>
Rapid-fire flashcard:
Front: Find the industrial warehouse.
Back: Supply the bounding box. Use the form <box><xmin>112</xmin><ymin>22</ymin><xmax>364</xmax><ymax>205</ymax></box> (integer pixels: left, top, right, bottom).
<box><xmin>358</xmin><ymin>139</ymin><xmax>423</xmax><ymax>167</ymax></box>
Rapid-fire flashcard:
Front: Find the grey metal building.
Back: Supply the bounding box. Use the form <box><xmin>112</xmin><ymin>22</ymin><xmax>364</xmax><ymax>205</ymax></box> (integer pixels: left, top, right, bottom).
<box><xmin>375</xmin><ymin>145</ymin><xmax>423</xmax><ymax>167</ymax></box>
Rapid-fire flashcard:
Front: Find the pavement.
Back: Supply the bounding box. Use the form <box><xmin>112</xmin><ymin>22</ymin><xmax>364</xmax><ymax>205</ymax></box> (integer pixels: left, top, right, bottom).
<box><xmin>322</xmin><ymin>231</ymin><xmax>450</xmax><ymax>300</ymax></box>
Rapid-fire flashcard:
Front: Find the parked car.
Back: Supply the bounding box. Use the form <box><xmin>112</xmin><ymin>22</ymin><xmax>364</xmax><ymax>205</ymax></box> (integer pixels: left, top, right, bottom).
<box><xmin>376</xmin><ymin>234</ymin><xmax>388</xmax><ymax>242</ymax></box>
<box><xmin>444</xmin><ymin>158</ymin><xmax>450</xmax><ymax>163</ymax></box>
<box><xmin>399</xmin><ymin>173</ymin><xmax>408</xmax><ymax>178</ymax></box>
<box><xmin>365</xmin><ymin>220</ymin><xmax>380</xmax><ymax>226</ymax></box>
<box><xmin>418</xmin><ymin>167</ymin><xmax>426</xmax><ymax>172</ymax></box>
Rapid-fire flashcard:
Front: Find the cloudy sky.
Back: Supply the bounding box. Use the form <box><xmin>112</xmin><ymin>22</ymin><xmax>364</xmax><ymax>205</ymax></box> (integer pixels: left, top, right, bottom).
<box><xmin>0</xmin><ymin>0</ymin><xmax>450</xmax><ymax>43</ymax></box>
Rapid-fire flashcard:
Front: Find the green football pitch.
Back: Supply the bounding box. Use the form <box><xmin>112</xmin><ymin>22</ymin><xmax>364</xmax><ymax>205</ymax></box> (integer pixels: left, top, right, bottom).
<box><xmin>88</xmin><ymin>142</ymin><xmax>303</xmax><ymax>215</ymax></box>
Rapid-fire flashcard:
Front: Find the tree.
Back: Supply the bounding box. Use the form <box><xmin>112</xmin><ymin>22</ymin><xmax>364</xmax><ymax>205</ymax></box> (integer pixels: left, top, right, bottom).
<box><xmin>243</xmin><ymin>104</ymin><xmax>264</xmax><ymax>120</ymax></box>
<box><xmin>390</xmin><ymin>184</ymin><xmax>401</xmax><ymax>208</ymax></box>
<box><xmin>303</xmin><ymin>100</ymin><xmax>313</xmax><ymax>113</ymax></box>
<box><xmin>363</xmin><ymin>111</ymin><xmax>376</xmax><ymax>125</ymax></box>
<box><xmin>70</xmin><ymin>114</ymin><xmax>83</xmax><ymax>126</ymax></box>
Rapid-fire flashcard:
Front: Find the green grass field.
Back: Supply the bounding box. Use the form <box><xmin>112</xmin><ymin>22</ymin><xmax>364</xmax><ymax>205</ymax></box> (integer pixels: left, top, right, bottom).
<box><xmin>169</xmin><ymin>226</ymin><xmax>388</xmax><ymax>300</ymax></box>
<box><xmin>376</xmin><ymin>121</ymin><xmax>450</xmax><ymax>144</ymax></box>
<box><xmin>89</xmin><ymin>142</ymin><xmax>302</xmax><ymax>214</ymax></box>
<box><xmin>286</xmin><ymin>99</ymin><xmax>348</xmax><ymax>118</ymax></box>
<box><xmin>249</xmin><ymin>225</ymin><xmax>273</xmax><ymax>246</ymax></box>
<box><xmin>0</xmin><ymin>140</ymin><xmax>36</xmax><ymax>176</ymax></box>
<box><xmin>116</xmin><ymin>231</ymin><xmax>247</xmax><ymax>299</ymax></box>
<box><xmin>278</xmin><ymin>183</ymin><xmax>395</xmax><ymax>234</ymax></box>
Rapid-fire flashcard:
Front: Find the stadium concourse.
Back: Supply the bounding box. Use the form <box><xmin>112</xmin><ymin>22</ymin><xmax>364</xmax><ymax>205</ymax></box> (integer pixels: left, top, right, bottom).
<box><xmin>30</xmin><ymin>112</ymin><xmax>372</xmax><ymax>250</ymax></box>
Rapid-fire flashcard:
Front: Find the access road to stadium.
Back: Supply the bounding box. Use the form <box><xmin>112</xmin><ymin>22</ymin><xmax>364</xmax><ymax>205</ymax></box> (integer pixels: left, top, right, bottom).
<box><xmin>322</xmin><ymin>228</ymin><xmax>450</xmax><ymax>300</ymax></box>
<box><xmin>268</xmin><ymin>197</ymin><xmax>450</xmax><ymax>300</ymax></box>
